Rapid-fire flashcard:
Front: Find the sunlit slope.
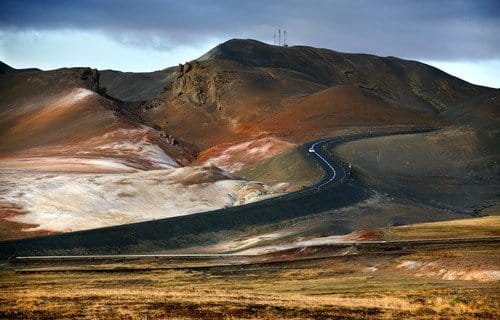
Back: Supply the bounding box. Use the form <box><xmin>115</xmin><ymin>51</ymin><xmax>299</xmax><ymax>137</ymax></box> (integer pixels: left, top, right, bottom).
<box><xmin>135</xmin><ymin>39</ymin><xmax>496</xmax><ymax>209</ymax></box>
<box><xmin>199</xmin><ymin>39</ymin><xmax>490</xmax><ymax>114</ymax></box>
<box><xmin>0</xmin><ymin>68</ymin><xmax>189</xmax><ymax>171</ymax></box>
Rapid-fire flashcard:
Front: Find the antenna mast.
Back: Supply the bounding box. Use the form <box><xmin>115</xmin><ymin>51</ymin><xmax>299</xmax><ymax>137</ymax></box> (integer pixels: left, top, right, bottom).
<box><xmin>278</xmin><ymin>29</ymin><xmax>281</xmax><ymax>46</ymax></box>
<box><xmin>283</xmin><ymin>30</ymin><xmax>287</xmax><ymax>46</ymax></box>
<box><xmin>273</xmin><ymin>33</ymin><xmax>276</xmax><ymax>45</ymax></box>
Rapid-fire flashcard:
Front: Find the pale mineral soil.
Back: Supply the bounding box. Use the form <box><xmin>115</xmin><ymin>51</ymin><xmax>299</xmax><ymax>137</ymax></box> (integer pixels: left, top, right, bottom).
<box><xmin>195</xmin><ymin>136</ymin><xmax>296</xmax><ymax>173</ymax></box>
<box><xmin>0</xmin><ymin>166</ymin><xmax>288</xmax><ymax>234</ymax></box>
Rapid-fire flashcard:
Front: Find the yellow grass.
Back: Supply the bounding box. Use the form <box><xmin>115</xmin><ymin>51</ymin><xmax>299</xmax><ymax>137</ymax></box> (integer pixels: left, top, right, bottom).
<box><xmin>1</xmin><ymin>251</ymin><xmax>498</xmax><ymax>320</ymax></box>
<box><xmin>387</xmin><ymin>216</ymin><xmax>500</xmax><ymax>240</ymax></box>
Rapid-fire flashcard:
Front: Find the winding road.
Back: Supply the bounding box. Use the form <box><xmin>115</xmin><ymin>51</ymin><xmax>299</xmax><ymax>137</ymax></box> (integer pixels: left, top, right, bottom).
<box><xmin>305</xmin><ymin>137</ymin><xmax>345</xmax><ymax>188</ymax></box>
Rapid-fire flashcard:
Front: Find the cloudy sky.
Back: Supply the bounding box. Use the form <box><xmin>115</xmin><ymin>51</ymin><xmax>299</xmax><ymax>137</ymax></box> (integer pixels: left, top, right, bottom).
<box><xmin>1</xmin><ymin>0</ymin><xmax>499</xmax><ymax>87</ymax></box>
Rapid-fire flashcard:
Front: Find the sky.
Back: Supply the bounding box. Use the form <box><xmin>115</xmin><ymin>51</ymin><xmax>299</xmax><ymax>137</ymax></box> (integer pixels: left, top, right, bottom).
<box><xmin>1</xmin><ymin>0</ymin><xmax>499</xmax><ymax>88</ymax></box>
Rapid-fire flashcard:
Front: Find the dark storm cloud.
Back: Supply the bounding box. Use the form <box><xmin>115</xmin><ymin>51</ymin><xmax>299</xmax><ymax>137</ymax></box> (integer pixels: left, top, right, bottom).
<box><xmin>1</xmin><ymin>0</ymin><xmax>499</xmax><ymax>60</ymax></box>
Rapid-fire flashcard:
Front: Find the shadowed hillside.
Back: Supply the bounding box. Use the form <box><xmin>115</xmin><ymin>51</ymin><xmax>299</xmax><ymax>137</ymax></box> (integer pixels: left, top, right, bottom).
<box><xmin>332</xmin><ymin>90</ymin><xmax>499</xmax><ymax>213</ymax></box>
<box><xmin>0</xmin><ymin>61</ymin><xmax>16</xmax><ymax>74</ymax></box>
<box><xmin>100</xmin><ymin>68</ymin><xmax>176</xmax><ymax>101</ymax></box>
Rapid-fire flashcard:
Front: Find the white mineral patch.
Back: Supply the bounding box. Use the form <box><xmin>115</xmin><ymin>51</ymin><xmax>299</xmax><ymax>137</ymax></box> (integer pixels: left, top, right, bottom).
<box><xmin>93</xmin><ymin>139</ymin><xmax>178</xmax><ymax>168</ymax></box>
<box><xmin>234</xmin><ymin>234</ymin><xmax>353</xmax><ymax>255</ymax></box>
<box><xmin>47</xmin><ymin>88</ymin><xmax>96</xmax><ymax>110</ymax></box>
<box><xmin>70</xmin><ymin>88</ymin><xmax>94</xmax><ymax>102</ymax></box>
<box><xmin>397</xmin><ymin>260</ymin><xmax>424</xmax><ymax>270</ymax></box>
<box><xmin>203</xmin><ymin>137</ymin><xmax>294</xmax><ymax>172</ymax></box>
<box><xmin>83</xmin><ymin>126</ymin><xmax>179</xmax><ymax>169</ymax></box>
<box><xmin>396</xmin><ymin>259</ymin><xmax>500</xmax><ymax>282</ymax></box>
<box><xmin>0</xmin><ymin>157</ymin><xmax>138</xmax><ymax>172</ymax></box>
<box><xmin>0</xmin><ymin>166</ymin><xmax>285</xmax><ymax>232</ymax></box>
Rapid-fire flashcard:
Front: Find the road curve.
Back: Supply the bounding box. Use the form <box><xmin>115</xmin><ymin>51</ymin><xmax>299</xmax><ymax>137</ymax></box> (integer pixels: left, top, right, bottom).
<box><xmin>304</xmin><ymin>137</ymin><xmax>345</xmax><ymax>188</ymax></box>
<box><xmin>295</xmin><ymin>127</ymin><xmax>438</xmax><ymax>194</ymax></box>
<box><xmin>309</xmin><ymin>140</ymin><xmax>338</xmax><ymax>187</ymax></box>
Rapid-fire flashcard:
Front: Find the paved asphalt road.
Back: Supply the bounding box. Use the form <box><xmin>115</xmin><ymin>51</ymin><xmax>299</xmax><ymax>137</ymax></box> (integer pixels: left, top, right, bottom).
<box><xmin>304</xmin><ymin>137</ymin><xmax>347</xmax><ymax>188</ymax></box>
<box><xmin>275</xmin><ymin>135</ymin><xmax>351</xmax><ymax>201</ymax></box>
<box><xmin>14</xmin><ymin>236</ymin><xmax>500</xmax><ymax>261</ymax></box>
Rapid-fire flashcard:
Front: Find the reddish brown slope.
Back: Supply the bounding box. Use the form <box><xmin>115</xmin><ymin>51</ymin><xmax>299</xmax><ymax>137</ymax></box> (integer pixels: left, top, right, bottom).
<box><xmin>260</xmin><ymin>85</ymin><xmax>442</xmax><ymax>140</ymax></box>
<box><xmin>138</xmin><ymin>61</ymin><xmax>444</xmax><ymax>151</ymax></box>
<box><xmin>0</xmin><ymin>68</ymin><xmax>193</xmax><ymax>172</ymax></box>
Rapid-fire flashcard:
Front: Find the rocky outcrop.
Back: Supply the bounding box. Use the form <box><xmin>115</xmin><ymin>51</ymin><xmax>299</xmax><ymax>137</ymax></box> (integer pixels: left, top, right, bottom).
<box><xmin>80</xmin><ymin>68</ymin><xmax>105</xmax><ymax>94</ymax></box>
<box><xmin>166</xmin><ymin>61</ymin><xmax>236</xmax><ymax>110</ymax></box>
<box><xmin>153</xmin><ymin>125</ymin><xmax>179</xmax><ymax>147</ymax></box>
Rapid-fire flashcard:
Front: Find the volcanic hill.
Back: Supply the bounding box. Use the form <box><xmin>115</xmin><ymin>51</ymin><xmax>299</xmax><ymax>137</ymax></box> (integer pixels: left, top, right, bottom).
<box><xmin>136</xmin><ymin>39</ymin><xmax>490</xmax><ymax>147</ymax></box>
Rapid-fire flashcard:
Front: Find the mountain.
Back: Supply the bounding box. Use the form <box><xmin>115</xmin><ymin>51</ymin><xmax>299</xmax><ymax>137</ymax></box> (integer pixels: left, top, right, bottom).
<box><xmin>136</xmin><ymin>39</ymin><xmax>494</xmax><ymax>149</ymax></box>
<box><xmin>198</xmin><ymin>39</ymin><xmax>489</xmax><ymax>114</ymax></box>
<box><xmin>0</xmin><ymin>61</ymin><xmax>15</xmax><ymax>74</ymax></box>
<box><xmin>0</xmin><ymin>66</ymin><xmax>193</xmax><ymax>168</ymax></box>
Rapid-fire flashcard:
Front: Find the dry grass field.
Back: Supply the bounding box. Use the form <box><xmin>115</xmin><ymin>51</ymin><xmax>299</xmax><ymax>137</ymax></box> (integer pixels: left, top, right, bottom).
<box><xmin>1</xmin><ymin>244</ymin><xmax>498</xmax><ymax>320</ymax></box>
<box><xmin>385</xmin><ymin>216</ymin><xmax>500</xmax><ymax>240</ymax></box>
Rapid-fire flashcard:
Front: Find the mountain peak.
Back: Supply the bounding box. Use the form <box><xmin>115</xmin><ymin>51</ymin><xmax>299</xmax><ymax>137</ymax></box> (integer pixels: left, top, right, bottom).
<box><xmin>197</xmin><ymin>38</ymin><xmax>291</xmax><ymax>65</ymax></box>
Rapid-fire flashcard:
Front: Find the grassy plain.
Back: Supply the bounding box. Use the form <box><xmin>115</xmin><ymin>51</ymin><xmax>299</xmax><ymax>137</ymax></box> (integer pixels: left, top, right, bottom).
<box><xmin>1</xmin><ymin>245</ymin><xmax>498</xmax><ymax>319</ymax></box>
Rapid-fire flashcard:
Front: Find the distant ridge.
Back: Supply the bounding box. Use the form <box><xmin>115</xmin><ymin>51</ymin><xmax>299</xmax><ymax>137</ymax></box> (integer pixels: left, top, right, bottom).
<box><xmin>99</xmin><ymin>68</ymin><xmax>175</xmax><ymax>101</ymax></box>
<box><xmin>0</xmin><ymin>61</ymin><xmax>41</xmax><ymax>74</ymax></box>
<box><xmin>0</xmin><ymin>61</ymin><xmax>15</xmax><ymax>74</ymax></box>
<box><xmin>198</xmin><ymin>38</ymin><xmax>487</xmax><ymax>88</ymax></box>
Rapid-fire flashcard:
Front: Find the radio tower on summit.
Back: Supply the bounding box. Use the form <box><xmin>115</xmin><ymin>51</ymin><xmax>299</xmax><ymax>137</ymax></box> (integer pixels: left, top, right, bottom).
<box><xmin>273</xmin><ymin>29</ymin><xmax>288</xmax><ymax>46</ymax></box>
